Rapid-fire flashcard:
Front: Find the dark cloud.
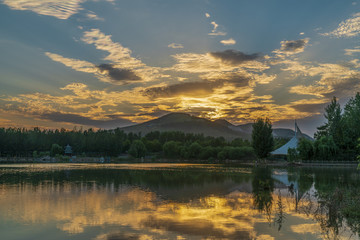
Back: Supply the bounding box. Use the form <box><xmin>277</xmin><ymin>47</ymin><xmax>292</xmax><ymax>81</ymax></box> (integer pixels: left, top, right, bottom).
<box><xmin>143</xmin><ymin>74</ymin><xmax>251</xmax><ymax>99</ymax></box>
<box><xmin>143</xmin><ymin>80</ymin><xmax>223</xmax><ymax>98</ymax></box>
<box><xmin>209</xmin><ymin>50</ymin><xmax>260</xmax><ymax>65</ymax></box>
<box><xmin>102</xmin><ymin>233</ymin><xmax>139</xmax><ymax>240</ymax></box>
<box><xmin>40</xmin><ymin>112</ymin><xmax>134</xmax><ymax>129</ymax></box>
<box><xmin>323</xmin><ymin>75</ymin><xmax>360</xmax><ymax>98</ymax></box>
<box><xmin>219</xmin><ymin>73</ymin><xmax>251</xmax><ymax>87</ymax></box>
<box><xmin>97</xmin><ymin>64</ymin><xmax>141</xmax><ymax>82</ymax></box>
<box><xmin>291</xmin><ymin>103</ymin><xmax>327</xmax><ymax>113</ymax></box>
<box><xmin>281</xmin><ymin>39</ymin><xmax>307</xmax><ymax>52</ymax></box>
<box><xmin>229</xmin><ymin>95</ymin><xmax>251</xmax><ymax>102</ymax></box>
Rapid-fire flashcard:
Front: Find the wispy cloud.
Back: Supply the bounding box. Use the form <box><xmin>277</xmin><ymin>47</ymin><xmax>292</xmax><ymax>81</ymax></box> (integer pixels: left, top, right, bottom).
<box><xmin>220</xmin><ymin>38</ymin><xmax>236</xmax><ymax>45</ymax></box>
<box><xmin>85</xmin><ymin>12</ymin><xmax>104</xmax><ymax>21</ymax></box>
<box><xmin>344</xmin><ymin>46</ymin><xmax>360</xmax><ymax>55</ymax></box>
<box><xmin>168</xmin><ymin>43</ymin><xmax>184</xmax><ymax>49</ymax></box>
<box><xmin>46</xmin><ymin>29</ymin><xmax>167</xmax><ymax>84</ymax></box>
<box><xmin>208</xmin><ymin>21</ymin><xmax>227</xmax><ymax>36</ymax></box>
<box><xmin>1</xmin><ymin>0</ymin><xmax>86</xmax><ymax>19</ymax></box>
<box><xmin>322</xmin><ymin>12</ymin><xmax>360</xmax><ymax>37</ymax></box>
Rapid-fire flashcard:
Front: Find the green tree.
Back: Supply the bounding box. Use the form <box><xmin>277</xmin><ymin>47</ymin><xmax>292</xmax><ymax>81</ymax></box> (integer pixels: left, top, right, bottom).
<box><xmin>50</xmin><ymin>143</ymin><xmax>63</xmax><ymax>157</ymax></box>
<box><xmin>343</xmin><ymin>93</ymin><xmax>360</xmax><ymax>156</ymax></box>
<box><xmin>163</xmin><ymin>141</ymin><xmax>181</xmax><ymax>158</ymax></box>
<box><xmin>287</xmin><ymin>148</ymin><xmax>299</xmax><ymax>163</ymax></box>
<box><xmin>145</xmin><ymin>139</ymin><xmax>162</xmax><ymax>153</ymax></box>
<box><xmin>128</xmin><ymin>140</ymin><xmax>147</xmax><ymax>158</ymax></box>
<box><xmin>357</xmin><ymin>138</ymin><xmax>360</xmax><ymax>169</ymax></box>
<box><xmin>297</xmin><ymin>138</ymin><xmax>314</xmax><ymax>161</ymax></box>
<box><xmin>251</xmin><ymin>118</ymin><xmax>274</xmax><ymax>159</ymax></box>
<box><xmin>314</xmin><ymin>136</ymin><xmax>337</xmax><ymax>161</ymax></box>
<box><xmin>188</xmin><ymin>142</ymin><xmax>202</xmax><ymax>158</ymax></box>
<box><xmin>315</xmin><ymin>97</ymin><xmax>343</xmax><ymax>147</ymax></box>
<box><xmin>199</xmin><ymin>146</ymin><xmax>216</xmax><ymax>160</ymax></box>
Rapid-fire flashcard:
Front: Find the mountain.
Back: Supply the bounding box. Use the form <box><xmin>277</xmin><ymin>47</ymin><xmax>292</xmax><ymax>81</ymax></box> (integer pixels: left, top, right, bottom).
<box><xmin>120</xmin><ymin>113</ymin><xmax>250</xmax><ymax>140</ymax></box>
<box><xmin>120</xmin><ymin>113</ymin><xmax>312</xmax><ymax>140</ymax></box>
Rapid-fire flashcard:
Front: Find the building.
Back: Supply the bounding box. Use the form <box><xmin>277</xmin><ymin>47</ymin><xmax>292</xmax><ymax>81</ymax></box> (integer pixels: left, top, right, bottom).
<box><xmin>271</xmin><ymin>121</ymin><xmax>307</xmax><ymax>156</ymax></box>
<box><xmin>64</xmin><ymin>144</ymin><xmax>73</xmax><ymax>156</ymax></box>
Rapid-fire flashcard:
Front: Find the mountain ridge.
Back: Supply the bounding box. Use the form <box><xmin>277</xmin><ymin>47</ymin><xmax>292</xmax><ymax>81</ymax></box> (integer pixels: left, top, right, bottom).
<box><xmin>120</xmin><ymin>112</ymin><xmax>312</xmax><ymax>140</ymax></box>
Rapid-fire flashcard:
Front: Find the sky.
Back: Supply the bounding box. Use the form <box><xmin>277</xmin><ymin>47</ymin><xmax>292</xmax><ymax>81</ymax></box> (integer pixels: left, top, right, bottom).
<box><xmin>0</xmin><ymin>0</ymin><xmax>359</xmax><ymax>136</ymax></box>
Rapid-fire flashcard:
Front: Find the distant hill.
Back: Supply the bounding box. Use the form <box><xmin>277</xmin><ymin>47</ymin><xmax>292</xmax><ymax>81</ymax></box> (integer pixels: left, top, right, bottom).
<box><xmin>121</xmin><ymin>113</ymin><xmax>250</xmax><ymax>140</ymax></box>
<box><xmin>120</xmin><ymin>113</ymin><xmax>312</xmax><ymax>140</ymax></box>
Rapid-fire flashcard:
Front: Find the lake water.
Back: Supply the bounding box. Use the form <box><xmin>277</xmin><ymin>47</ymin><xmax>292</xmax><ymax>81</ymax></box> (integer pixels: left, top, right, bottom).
<box><xmin>0</xmin><ymin>163</ymin><xmax>359</xmax><ymax>240</ymax></box>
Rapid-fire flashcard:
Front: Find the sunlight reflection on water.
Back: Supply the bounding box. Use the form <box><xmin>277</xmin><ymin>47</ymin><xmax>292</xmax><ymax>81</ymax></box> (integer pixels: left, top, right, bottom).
<box><xmin>0</xmin><ymin>163</ymin><xmax>358</xmax><ymax>240</ymax></box>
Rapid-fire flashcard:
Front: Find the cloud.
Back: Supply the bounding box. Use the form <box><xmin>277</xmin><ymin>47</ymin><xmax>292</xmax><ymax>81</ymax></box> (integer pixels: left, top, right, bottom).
<box><xmin>220</xmin><ymin>38</ymin><xmax>236</xmax><ymax>46</ymax></box>
<box><xmin>205</xmin><ymin>12</ymin><xmax>210</xmax><ymax>18</ymax></box>
<box><xmin>344</xmin><ymin>46</ymin><xmax>360</xmax><ymax>55</ymax></box>
<box><xmin>289</xmin><ymin>85</ymin><xmax>333</xmax><ymax>97</ymax></box>
<box><xmin>45</xmin><ymin>52</ymin><xmax>142</xmax><ymax>84</ymax></box>
<box><xmin>143</xmin><ymin>80</ymin><xmax>224</xmax><ymax>98</ymax></box>
<box><xmin>208</xmin><ymin>21</ymin><xmax>227</xmax><ymax>36</ymax></box>
<box><xmin>273</xmin><ymin>38</ymin><xmax>309</xmax><ymax>56</ymax></box>
<box><xmin>45</xmin><ymin>52</ymin><xmax>96</xmax><ymax>73</ymax></box>
<box><xmin>168</xmin><ymin>43</ymin><xmax>184</xmax><ymax>49</ymax></box>
<box><xmin>322</xmin><ymin>12</ymin><xmax>360</xmax><ymax>37</ymax></box>
<box><xmin>209</xmin><ymin>50</ymin><xmax>260</xmax><ymax>65</ymax></box>
<box><xmin>81</xmin><ymin>29</ymin><xmax>143</xmax><ymax>68</ymax></box>
<box><xmin>170</xmin><ymin>51</ymin><xmax>268</xmax><ymax>78</ymax></box>
<box><xmin>46</xmin><ymin>29</ymin><xmax>167</xmax><ymax>84</ymax></box>
<box><xmin>97</xmin><ymin>64</ymin><xmax>142</xmax><ymax>82</ymax></box>
<box><xmin>40</xmin><ymin>112</ymin><xmax>134</xmax><ymax>128</ymax></box>
<box><xmin>285</xmin><ymin>60</ymin><xmax>360</xmax><ymax>98</ymax></box>
<box><xmin>208</xmin><ymin>31</ymin><xmax>227</xmax><ymax>36</ymax></box>
<box><xmin>81</xmin><ymin>29</ymin><xmax>166</xmax><ymax>82</ymax></box>
<box><xmin>211</xmin><ymin>21</ymin><xmax>218</xmax><ymax>32</ymax></box>
<box><xmin>2</xmin><ymin>0</ymin><xmax>85</xmax><ymax>19</ymax></box>
<box><xmin>85</xmin><ymin>12</ymin><xmax>104</xmax><ymax>21</ymax></box>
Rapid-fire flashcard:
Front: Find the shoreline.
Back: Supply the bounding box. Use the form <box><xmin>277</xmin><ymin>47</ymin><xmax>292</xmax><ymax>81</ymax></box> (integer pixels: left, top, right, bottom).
<box><xmin>0</xmin><ymin>157</ymin><xmax>357</xmax><ymax>167</ymax></box>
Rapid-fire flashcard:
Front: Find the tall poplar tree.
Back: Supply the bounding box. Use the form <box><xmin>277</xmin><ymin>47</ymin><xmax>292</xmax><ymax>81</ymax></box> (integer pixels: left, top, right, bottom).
<box><xmin>251</xmin><ymin>118</ymin><xmax>274</xmax><ymax>159</ymax></box>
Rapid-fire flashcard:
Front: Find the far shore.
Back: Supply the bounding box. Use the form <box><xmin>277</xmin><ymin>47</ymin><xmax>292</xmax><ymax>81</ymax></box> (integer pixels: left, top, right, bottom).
<box><xmin>0</xmin><ymin>157</ymin><xmax>358</xmax><ymax>167</ymax></box>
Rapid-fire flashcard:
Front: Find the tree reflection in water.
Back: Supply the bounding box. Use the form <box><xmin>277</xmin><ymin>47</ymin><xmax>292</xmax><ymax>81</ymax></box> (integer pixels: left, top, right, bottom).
<box><xmin>0</xmin><ymin>164</ymin><xmax>359</xmax><ymax>240</ymax></box>
<box><xmin>251</xmin><ymin>167</ymin><xmax>274</xmax><ymax>223</ymax></box>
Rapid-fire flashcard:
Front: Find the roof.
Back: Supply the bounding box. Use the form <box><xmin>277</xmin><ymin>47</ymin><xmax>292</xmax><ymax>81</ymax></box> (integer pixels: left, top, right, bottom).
<box><xmin>271</xmin><ymin>121</ymin><xmax>304</xmax><ymax>155</ymax></box>
<box><xmin>64</xmin><ymin>144</ymin><xmax>72</xmax><ymax>154</ymax></box>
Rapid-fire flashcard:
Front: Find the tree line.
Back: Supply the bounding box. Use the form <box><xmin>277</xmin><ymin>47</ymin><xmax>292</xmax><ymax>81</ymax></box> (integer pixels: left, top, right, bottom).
<box><xmin>0</xmin><ymin>127</ymin><xmax>257</xmax><ymax>161</ymax></box>
<box><xmin>294</xmin><ymin>93</ymin><xmax>360</xmax><ymax>162</ymax></box>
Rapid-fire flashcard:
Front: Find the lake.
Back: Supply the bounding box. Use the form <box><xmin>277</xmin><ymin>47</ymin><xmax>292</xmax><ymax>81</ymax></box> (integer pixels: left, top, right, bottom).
<box><xmin>0</xmin><ymin>163</ymin><xmax>359</xmax><ymax>240</ymax></box>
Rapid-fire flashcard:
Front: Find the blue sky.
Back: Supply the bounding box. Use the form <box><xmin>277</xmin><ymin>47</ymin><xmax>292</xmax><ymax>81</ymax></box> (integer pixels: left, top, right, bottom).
<box><xmin>0</xmin><ymin>0</ymin><xmax>359</xmax><ymax>135</ymax></box>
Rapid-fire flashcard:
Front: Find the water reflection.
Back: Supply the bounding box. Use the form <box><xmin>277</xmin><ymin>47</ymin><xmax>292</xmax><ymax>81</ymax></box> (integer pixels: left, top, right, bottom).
<box><xmin>0</xmin><ymin>164</ymin><xmax>359</xmax><ymax>240</ymax></box>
